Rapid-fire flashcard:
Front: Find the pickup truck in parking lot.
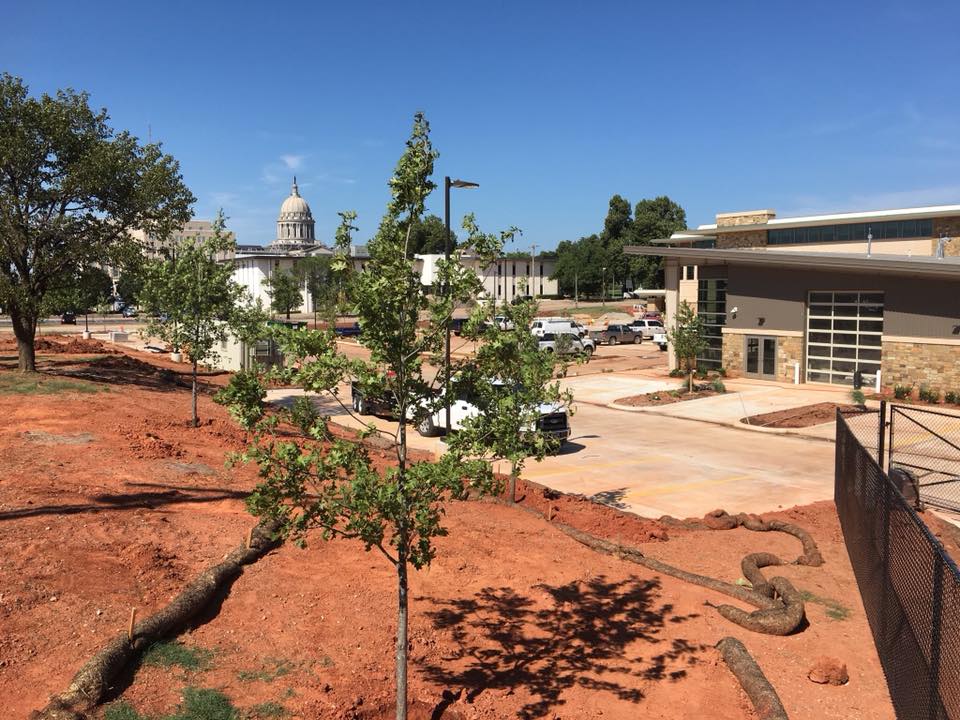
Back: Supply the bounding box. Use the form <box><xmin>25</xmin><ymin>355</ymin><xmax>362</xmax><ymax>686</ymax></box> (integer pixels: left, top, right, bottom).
<box><xmin>589</xmin><ymin>323</ymin><xmax>641</xmax><ymax>346</ymax></box>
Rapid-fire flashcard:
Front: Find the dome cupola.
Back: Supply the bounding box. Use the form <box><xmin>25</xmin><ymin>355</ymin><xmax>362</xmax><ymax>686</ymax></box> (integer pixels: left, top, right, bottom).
<box><xmin>274</xmin><ymin>177</ymin><xmax>316</xmax><ymax>246</ymax></box>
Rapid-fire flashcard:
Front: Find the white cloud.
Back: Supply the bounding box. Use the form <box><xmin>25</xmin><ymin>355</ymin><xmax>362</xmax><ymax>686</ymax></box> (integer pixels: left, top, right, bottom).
<box><xmin>281</xmin><ymin>154</ymin><xmax>305</xmax><ymax>170</ymax></box>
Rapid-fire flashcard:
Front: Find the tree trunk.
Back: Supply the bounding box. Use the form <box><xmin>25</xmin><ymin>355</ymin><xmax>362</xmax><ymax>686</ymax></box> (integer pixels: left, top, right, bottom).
<box><xmin>508</xmin><ymin>461</ymin><xmax>518</xmax><ymax>504</ymax></box>
<box><xmin>688</xmin><ymin>368</ymin><xmax>693</xmax><ymax>393</ymax></box>
<box><xmin>11</xmin><ymin>309</ymin><xmax>37</xmax><ymax>372</ymax></box>
<box><xmin>191</xmin><ymin>361</ymin><xmax>199</xmax><ymax>427</ymax></box>
<box><xmin>395</xmin><ymin>551</ymin><xmax>409</xmax><ymax>720</ymax></box>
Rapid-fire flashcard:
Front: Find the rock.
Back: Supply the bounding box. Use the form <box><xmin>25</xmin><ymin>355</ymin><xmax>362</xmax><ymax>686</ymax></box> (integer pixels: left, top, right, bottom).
<box><xmin>808</xmin><ymin>656</ymin><xmax>849</xmax><ymax>685</ymax></box>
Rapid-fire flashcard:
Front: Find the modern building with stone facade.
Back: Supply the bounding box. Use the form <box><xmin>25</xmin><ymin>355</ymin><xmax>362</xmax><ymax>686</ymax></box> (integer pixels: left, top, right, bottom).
<box><xmin>627</xmin><ymin>204</ymin><xmax>960</xmax><ymax>392</ymax></box>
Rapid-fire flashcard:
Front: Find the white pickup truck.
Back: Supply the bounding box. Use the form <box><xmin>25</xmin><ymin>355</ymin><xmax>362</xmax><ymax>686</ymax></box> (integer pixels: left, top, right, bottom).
<box><xmin>629</xmin><ymin>319</ymin><xmax>668</xmax><ymax>352</ymax></box>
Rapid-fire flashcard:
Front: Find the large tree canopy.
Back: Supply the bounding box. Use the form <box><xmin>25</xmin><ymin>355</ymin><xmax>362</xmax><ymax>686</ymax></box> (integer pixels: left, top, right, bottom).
<box><xmin>404</xmin><ymin>213</ymin><xmax>456</xmax><ymax>257</ymax></box>
<box><xmin>0</xmin><ymin>73</ymin><xmax>194</xmax><ymax>370</ymax></box>
<box><xmin>551</xmin><ymin>193</ymin><xmax>687</xmax><ymax>296</ymax></box>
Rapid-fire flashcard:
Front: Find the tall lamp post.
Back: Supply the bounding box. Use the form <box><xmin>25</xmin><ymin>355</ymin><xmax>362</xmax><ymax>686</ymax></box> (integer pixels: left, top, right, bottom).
<box><xmin>444</xmin><ymin>176</ymin><xmax>479</xmax><ymax>435</ymax></box>
<box><xmin>601</xmin><ymin>266</ymin><xmax>607</xmax><ymax>307</ymax></box>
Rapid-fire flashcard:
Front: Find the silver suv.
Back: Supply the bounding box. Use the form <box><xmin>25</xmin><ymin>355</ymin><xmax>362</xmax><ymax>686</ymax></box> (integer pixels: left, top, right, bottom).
<box><xmin>538</xmin><ymin>332</ymin><xmax>595</xmax><ymax>358</ymax></box>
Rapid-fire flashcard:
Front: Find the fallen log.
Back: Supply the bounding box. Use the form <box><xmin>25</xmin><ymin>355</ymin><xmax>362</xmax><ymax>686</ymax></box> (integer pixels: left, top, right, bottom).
<box><xmin>709</xmin><ymin>577</ymin><xmax>806</xmax><ymax>636</ymax></box>
<box><xmin>716</xmin><ymin>636</ymin><xmax>789</xmax><ymax>720</ymax></box>
<box><xmin>31</xmin><ymin>519</ymin><xmax>282</xmax><ymax>720</ymax></box>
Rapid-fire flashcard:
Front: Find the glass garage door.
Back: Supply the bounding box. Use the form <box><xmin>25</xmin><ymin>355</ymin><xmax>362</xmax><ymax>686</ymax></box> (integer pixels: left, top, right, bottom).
<box><xmin>806</xmin><ymin>291</ymin><xmax>884</xmax><ymax>385</ymax></box>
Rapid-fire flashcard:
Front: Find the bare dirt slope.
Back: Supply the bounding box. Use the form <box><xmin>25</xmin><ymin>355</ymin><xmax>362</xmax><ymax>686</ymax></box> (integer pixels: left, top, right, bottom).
<box><xmin>0</xmin><ymin>341</ymin><xmax>893</xmax><ymax>719</ymax></box>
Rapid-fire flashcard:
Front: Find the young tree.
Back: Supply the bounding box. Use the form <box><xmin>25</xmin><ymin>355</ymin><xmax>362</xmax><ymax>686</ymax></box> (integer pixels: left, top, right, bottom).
<box><xmin>217</xmin><ymin>114</ymin><xmax>560</xmax><ymax>719</ymax></box>
<box><xmin>264</xmin><ymin>267</ymin><xmax>303</xmax><ymax>319</ymax></box>
<box><xmin>668</xmin><ymin>300</ymin><xmax>707</xmax><ymax>393</ymax></box>
<box><xmin>141</xmin><ymin>212</ymin><xmax>266</xmax><ymax>427</ymax></box>
<box><xmin>296</xmin><ymin>255</ymin><xmax>336</xmax><ymax>327</ymax></box>
<box><xmin>0</xmin><ymin>74</ymin><xmax>194</xmax><ymax>371</ymax></box>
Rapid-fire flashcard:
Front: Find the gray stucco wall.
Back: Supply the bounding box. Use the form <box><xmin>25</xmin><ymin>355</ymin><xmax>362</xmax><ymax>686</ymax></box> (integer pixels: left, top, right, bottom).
<box><xmin>725</xmin><ymin>265</ymin><xmax>960</xmax><ymax>339</ymax></box>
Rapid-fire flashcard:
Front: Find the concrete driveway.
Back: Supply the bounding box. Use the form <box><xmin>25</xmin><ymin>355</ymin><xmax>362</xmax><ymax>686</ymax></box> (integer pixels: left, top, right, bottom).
<box><xmin>523</xmin><ymin>401</ymin><xmax>836</xmax><ymax>518</ymax></box>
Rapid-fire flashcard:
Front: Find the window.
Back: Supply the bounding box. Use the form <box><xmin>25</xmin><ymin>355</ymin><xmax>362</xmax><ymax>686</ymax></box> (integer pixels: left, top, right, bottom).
<box><xmin>696</xmin><ymin>278</ymin><xmax>727</xmax><ymax>370</ymax></box>
<box><xmin>683</xmin><ymin>265</ymin><xmax>695</xmax><ymax>280</ymax></box>
<box><xmin>768</xmin><ymin>219</ymin><xmax>934</xmax><ymax>245</ymax></box>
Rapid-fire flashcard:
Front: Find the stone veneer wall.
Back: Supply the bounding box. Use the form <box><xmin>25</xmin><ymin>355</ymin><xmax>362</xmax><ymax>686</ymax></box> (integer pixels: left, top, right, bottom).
<box><xmin>882</xmin><ymin>341</ymin><xmax>960</xmax><ymax>391</ymax></box>
<box><xmin>721</xmin><ymin>334</ymin><xmax>802</xmax><ymax>383</ymax></box>
<box><xmin>933</xmin><ymin>217</ymin><xmax>960</xmax><ymax>257</ymax></box>
<box><xmin>716</xmin><ymin>211</ymin><xmax>776</xmax><ymax>227</ymax></box>
<box><xmin>716</xmin><ymin>230</ymin><xmax>767</xmax><ymax>249</ymax></box>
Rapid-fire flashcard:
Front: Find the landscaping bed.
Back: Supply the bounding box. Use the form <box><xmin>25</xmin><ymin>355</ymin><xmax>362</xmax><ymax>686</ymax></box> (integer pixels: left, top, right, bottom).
<box><xmin>741</xmin><ymin>402</ymin><xmax>868</xmax><ymax>429</ymax></box>
<box><xmin>615</xmin><ymin>386</ymin><xmax>723</xmax><ymax>407</ymax></box>
<box><xmin>0</xmin><ymin>340</ymin><xmax>894</xmax><ymax>719</ymax></box>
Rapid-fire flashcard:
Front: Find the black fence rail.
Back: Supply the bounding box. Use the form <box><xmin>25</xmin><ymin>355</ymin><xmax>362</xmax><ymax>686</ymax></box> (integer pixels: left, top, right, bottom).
<box><xmin>836</xmin><ymin>410</ymin><xmax>960</xmax><ymax>720</ymax></box>
<box><xmin>889</xmin><ymin>405</ymin><xmax>960</xmax><ymax>513</ymax></box>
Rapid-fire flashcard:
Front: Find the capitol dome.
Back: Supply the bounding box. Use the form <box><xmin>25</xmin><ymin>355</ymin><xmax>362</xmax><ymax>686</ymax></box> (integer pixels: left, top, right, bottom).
<box><xmin>274</xmin><ymin>177</ymin><xmax>315</xmax><ymax>246</ymax></box>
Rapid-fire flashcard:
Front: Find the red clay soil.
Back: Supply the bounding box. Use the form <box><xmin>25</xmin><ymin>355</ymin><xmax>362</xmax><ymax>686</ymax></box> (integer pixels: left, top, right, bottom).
<box><xmin>742</xmin><ymin>403</ymin><xmax>867</xmax><ymax>429</ymax></box>
<box><xmin>0</xmin><ymin>345</ymin><xmax>894</xmax><ymax>719</ymax></box>
<box><xmin>615</xmin><ymin>388</ymin><xmax>721</xmax><ymax>407</ymax></box>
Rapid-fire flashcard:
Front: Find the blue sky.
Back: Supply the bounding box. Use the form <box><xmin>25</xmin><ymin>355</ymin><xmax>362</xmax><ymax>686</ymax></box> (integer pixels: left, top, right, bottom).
<box><xmin>4</xmin><ymin>1</ymin><xmax>959</xmax><ymax>250</ymax></box>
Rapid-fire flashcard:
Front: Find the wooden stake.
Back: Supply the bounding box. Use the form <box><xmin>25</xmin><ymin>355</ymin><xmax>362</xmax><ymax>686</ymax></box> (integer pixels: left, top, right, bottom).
<box><xmin>547</xmin><ymin>505</ymin><xmax>553</xmax><ymax>522</ymax></box>
<box><xmin>127</xmin><ymin>608</ymin><xmax>137</xmax><ymax>642</ymax></box>
<box><xmin>245</xmin><ymin>527</ymin><xmax>254</xmax><ymax>549</ymax></box>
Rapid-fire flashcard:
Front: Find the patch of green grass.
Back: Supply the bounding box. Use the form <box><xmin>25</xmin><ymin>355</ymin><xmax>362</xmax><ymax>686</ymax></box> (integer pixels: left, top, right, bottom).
<box><xmin>164</xmin><ymin>687</ymin><xmax>238</xmax><ymax>720</ymax></box>
<box><xmin>0</xmin><ymin>373</ymin><xmax>104</xmax><ymax>395</ymax></box>
<box><xmin>143</xmin><ymin>641</ymin><xmax>215</xmax><ymax>672</ymax></box>
<box><xmin>246</xmin><ymin>701</ymin><xmax>288</xmax><ymax>719</ymax></box>
<box><xmin>237</xmin><ymin>657</ymin><xmax>295</xmax><ymax>683</ymax></box>
<box><xmin>104</xmin><ymin>701</ymin><xmax>145</xmax><ymax>720</ymax></box>
<box><xmin>800</xmin><ymin>590</ymin><xmax>852</xmax><ymax>620</ymax></box>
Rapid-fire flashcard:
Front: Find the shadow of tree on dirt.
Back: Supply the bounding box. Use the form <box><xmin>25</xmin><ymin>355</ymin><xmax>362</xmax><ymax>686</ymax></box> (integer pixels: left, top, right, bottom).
<box><xmin>418</xmin><ymin>576</ymin><xmax>705</xmax><ymax>719</ymax></box>
<box><xmin>590</xmin><ymin>487</ymin><xmax>629</xmax><ymax>509</ymax></box>
<box><xmin>0</xmin><ymin>483</ymin><xmax>248</xmax><ymax>521</ymax></box>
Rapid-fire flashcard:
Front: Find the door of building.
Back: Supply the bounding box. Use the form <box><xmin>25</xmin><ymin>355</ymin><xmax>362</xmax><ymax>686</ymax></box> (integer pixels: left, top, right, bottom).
<box><xmin>745</xmin><ymin>336</ymin><xmax>777</xmax><ymax>380</ymax></box>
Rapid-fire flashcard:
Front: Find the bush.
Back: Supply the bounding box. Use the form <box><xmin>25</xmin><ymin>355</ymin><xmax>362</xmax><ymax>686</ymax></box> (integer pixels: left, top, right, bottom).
<box><xmin>946</xmin><ymin>391</ymin><xmax>959</xmax><ymax>405</ymax></box>
<box><xmin>711</xmin><ymin>378</ymin><xmax>727</xmax><ymax>393</ymax></box>
<box><xmin>717</xmin><ymin>367</ymin><xmax>728</xmax><ymax>377</ymax></box>
<box><xmin>850</xmin><ymin>389</ymin><xmax>866</xmax><ymax>406</ymax></box>
<box><xmin>893</xmin><ymin>384</ymin><xmax>913</xmax><ymax>400</ymax></box>
<box><xmin>918</xmin><ymin>386</ymin><xmax>940</xmax><ymax>404</ymax></box>
<box><xmin>668</xmin><ymin>368</ymin><xmax>682</xmax><ymax>378</ymax></box>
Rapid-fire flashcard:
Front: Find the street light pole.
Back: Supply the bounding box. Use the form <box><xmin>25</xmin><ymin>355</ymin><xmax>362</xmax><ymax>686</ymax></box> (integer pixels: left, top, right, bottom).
<box><xmin>601</xmin><ymin>266</ymin><xmax>607</xmax><ymax>307</ymax></box>
<box><xmin>530</xmin><ymin>243</ymin><xmax>538</xmax><ymax>299</ymax></box>
<box><xmin>443</xmin><ymin>176</ymin><xmax>479</xmax><ymax>436</ymax></box>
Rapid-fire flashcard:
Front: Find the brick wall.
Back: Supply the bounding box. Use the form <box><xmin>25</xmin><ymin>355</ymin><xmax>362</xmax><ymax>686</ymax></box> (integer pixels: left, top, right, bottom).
<box><xmin>716</xmin><ymin>230</ymin><xmax>767</xmax><ymax>249</ymax></box>
<box><xmin>882</xmin><ymin>341</ymin><xmax>960</xmax><ymax>392</ymax></box>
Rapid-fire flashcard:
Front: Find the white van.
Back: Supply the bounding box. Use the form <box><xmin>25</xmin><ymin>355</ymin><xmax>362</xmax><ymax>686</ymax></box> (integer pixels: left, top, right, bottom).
<box><xmin>530</xmin><ymin>317</ymin><xmax>586</xmax><ymax>338</ymax></box>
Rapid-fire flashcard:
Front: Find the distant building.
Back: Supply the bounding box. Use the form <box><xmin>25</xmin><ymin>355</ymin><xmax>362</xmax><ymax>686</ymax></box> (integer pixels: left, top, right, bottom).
<box><xmin>416</xmin><ymin>253</ymin><xmax>559</xmax><ymax>302</ymax></box>
<box><xmin>131</xmin><ymin>220</ymin><xmax>229</xmax><ymax>259</ymax></box>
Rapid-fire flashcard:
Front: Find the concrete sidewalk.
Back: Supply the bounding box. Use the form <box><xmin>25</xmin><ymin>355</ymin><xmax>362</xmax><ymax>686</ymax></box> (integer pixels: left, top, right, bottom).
<box><xmin>561</xmin><ymin>373</ymin><xmax>855</xmax><ymax>442</ymax></box>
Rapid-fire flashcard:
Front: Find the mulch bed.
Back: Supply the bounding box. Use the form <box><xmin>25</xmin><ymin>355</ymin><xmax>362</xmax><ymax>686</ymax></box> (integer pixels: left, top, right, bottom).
<box><xmin>741</xmin><ymin>402</ymin><xmax>867</xmax><ymax>428</ymax></box>
<box><xmin>615</xmin><ymin>388</ymin><xmax>722</xmax><ymax>407</ymax></box>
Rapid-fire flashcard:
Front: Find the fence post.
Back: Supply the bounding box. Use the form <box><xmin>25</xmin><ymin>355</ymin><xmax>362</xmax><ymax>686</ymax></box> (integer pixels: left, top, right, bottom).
<box><xmin>928</xmin><ymin>552</ymin><xmax>944</xmax><ymax>720</ymax></box>
<box><xmin>877</xmin><ymin>400</ymin><xmax>886</xmax><ymax>472</ymax></box>
<box><xmin>888</xmin><ymin>405</ymin><xmax>895</xmax><ymax>472</ymax></box>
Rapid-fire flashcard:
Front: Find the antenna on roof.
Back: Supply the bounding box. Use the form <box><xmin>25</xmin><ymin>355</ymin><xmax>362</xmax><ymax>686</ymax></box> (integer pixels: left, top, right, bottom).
<box><xmin>867</xmin><ymin>227</ymin><xmax>872</xmax><ymax>258</ymax></box>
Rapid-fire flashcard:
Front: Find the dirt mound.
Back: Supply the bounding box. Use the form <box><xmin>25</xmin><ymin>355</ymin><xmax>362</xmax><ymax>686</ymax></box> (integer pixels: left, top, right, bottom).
<box><xmin>126</xmin><ymin>431</ymin><xmax>186</xmax><ymax>460</ymax></box>
<box><xmin>33</xmin><ymin>337</ymin><xmax>117</xmax><ymax>354</ymax></box>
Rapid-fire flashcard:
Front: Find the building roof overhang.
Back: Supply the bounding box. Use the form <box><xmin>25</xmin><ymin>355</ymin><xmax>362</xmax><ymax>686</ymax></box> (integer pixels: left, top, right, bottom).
<box><xmin>660</xmin><ymin>203</ymin><xmax>960</xmax><ymax>240</ymax></box>
<box><xmin>624</xmin><ymin>246</ymin><xmax>960</xmax><ymax>279</ymax></box>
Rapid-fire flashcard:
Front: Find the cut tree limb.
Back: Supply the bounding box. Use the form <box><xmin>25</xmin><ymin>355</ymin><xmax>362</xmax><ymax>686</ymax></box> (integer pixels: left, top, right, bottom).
<box><xmin>30</xmin><ymin>519</ymin><xmax>283</xmax><ymax>720</ymax></box>
<box><xmin>716</xmin><ymin>636</ymin><xmax>789</xmax><ymax>720</ymax></box>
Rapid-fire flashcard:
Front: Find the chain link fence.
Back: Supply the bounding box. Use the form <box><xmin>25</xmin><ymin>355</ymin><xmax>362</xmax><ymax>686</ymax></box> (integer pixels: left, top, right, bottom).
<box><xmin>836</xmin><ymin>410</ymin><xmax>960</xmax><ymax>719</ymax></box>
<box><xmin>889</xmin><ymin>406</ymin><xmax>960</xmax><ymax>513</ymax></box>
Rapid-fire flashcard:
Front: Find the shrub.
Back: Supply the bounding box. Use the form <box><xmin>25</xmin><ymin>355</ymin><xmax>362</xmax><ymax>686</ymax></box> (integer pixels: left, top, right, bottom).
<box><xmin>918</xmin><ymin>386</ymin><xmax>940</xmax><ymax>404</ymax></box>
<box><xmin>946</xmin><ymin>391</ymin><xmax>959</xmax><ymax>405</ymax></box>
<box><xmin>668</xmin><ymin>368</ymin><xmax>682</xmax><ymax>378</ymax></box>
<box><xmin>711</xmin><ymin>378</ymin><xmax>727</xmax><ymax>393</ymax></box>
<box><xmin>850</xmin><ymin>389</ymin><xmax>866</xmax><ymax>406</ymax></box>
<box><xmin>893</xmin><ymin>384</ymin><xmax>913</xmax><ymax>400</ymax></box>
<box><xmin>717</xmin><ymin>367</ymin><xmax>728</xmax><ymax>377</ymax></box>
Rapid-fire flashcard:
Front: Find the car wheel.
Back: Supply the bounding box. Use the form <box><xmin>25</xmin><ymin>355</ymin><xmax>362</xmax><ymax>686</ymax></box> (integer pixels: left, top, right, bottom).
<box><xmin>608</xmin><ymin>337</ymin><xmax>617</xmax><ymax>346</ymax></box>
<box><xmin>356</xmin><ymin>395</ymin><xmax>367</xmax><ymax>415</ymax></box>
<box><xmin>659</xmin><ymin>345</ymin><xmax>667</xmax><ymax>352</ymax></box>
<box><xmin>418</xmin><ymin>415</ymin><xmax>437</xmax><ymax>437</ymax></box>
<box><xmin>583</xmin><ymin>346</ymin><xmax>594</xmax><ymax>360</ymax></box>
<box><xmin>633</xmin><ymin>335</ymin><xmax>642</xmax><ymax>344</ymax></box>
